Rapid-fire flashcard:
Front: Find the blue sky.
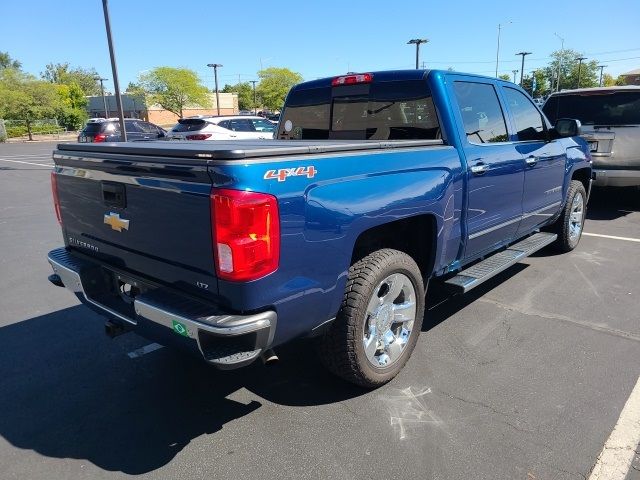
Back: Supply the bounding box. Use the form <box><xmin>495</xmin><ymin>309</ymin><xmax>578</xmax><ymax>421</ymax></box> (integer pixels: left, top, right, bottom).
<box><xmin>2</xmin><ymin>0</ymin><xmax>639</xmax><ymax>92</ymax></box>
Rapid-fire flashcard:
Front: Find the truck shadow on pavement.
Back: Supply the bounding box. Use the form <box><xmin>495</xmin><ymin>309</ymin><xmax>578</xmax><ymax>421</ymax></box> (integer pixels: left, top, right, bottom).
<box><xmin>587</xmin><ymin>186</ymin><xmax>640</xmax><ymax>221</ymax></box>
<box><xmin>0</xmin><ymin>305</ymin><xmax>364</xmax><ymax>475</ymax></box>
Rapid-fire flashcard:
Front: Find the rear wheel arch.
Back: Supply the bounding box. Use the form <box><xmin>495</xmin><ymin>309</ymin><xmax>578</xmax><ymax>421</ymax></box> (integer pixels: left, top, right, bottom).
<box><xmin>350</xmin><ymin>215</ymin><xmax>437</xmax><ymax>281</ymax></box>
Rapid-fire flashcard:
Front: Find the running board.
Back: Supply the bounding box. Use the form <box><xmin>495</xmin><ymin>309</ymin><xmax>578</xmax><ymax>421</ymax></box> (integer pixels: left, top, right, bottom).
<box><xmin>444</xmin><ymin>232</ymin><xmax>557</xmax><ymax>294</ymax></box>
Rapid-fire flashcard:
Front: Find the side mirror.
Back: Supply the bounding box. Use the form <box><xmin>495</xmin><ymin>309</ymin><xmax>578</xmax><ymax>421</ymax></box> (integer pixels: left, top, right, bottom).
<box><xmin>554</xmin><ymin>118</ymin><xmax>582</xmax><ymax>138</ymax></box>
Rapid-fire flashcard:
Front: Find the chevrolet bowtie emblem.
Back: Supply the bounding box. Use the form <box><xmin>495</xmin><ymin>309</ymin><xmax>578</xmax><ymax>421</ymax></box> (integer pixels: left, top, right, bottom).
<box><xmin>104</xmin><ymin>212</ymin><xmax>130</xmax><ymax>232</ymax></box>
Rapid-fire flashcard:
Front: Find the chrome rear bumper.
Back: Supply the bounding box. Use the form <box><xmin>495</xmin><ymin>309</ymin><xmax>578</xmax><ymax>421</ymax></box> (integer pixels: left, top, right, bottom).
<box><xmin>47</xmin><ymin>247</ymin><xmax>276</xmax><ymax>369</ymax></box>
<box><xmin>593</xmin><ymin>169</ymin><xmax>640</xmax><ymax>187</ymax></box>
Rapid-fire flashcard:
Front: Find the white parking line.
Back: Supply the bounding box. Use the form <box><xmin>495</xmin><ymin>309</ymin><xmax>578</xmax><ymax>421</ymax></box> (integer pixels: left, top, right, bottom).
<box><xmin>127</xmin><ymin>343</ymin><xmax>164</xmax><ymax>359</ymax></box>
<box><xmin>0</xmin><ymin>158</ymin><xmax>53</xmax><ymax>168</ymax></box>
<box><xmin>588</xmin><ymin>375</ymin><xmax>640</xmax><ymax>480</ymax></box>
<box><xmin>583</xmin><ymin>232</ymin><xmax>640</xmax><ymax>244</ymax></box>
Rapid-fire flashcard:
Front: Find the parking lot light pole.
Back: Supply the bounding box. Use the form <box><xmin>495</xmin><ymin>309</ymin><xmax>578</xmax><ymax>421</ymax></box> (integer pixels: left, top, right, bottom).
<box><xmin>598</xmin><ymin>65</ymin><xmax>607</xmax><ymax>87</ymax></box>
<box><xmin>495</xmin><ymin>22</ymin><xmax>512</xmax><ymax>77</ymax></box>
<box><xmin>576</xmin><ymin>56</ymin><xmax>587</xmax><ymax>88</ymax></box>
<box><xmin>250</xmin><ymin>80</ymin><xmax>258</xmax><ymax>115</ymax></box>
<box><xmin>96</xmin><ymin>76</ymin><xmax>109</xmax><ymax>118</ymax></box>
<box><xmin>207</xmin><ymin>64</ymin><xmax>223</xmax><ymax>116</ymax></box>
<box><xmin>554</xmin><ymin>32</ymin><xmax>565</xmax><ymax>92</ymax></box>
<box><xmin>101</xmin><ymin>0</ymin><xmax>126</xmax><ymax>141</ymax></box>
<box><xmin>515</xmin><ymin>52</ymin><xmax>531</xmax><ymax>86</ymax></box>
<box><xmin>407</xmin><ymin>39</ymin><xmax>428</xmax><ymax>69</ymax></box>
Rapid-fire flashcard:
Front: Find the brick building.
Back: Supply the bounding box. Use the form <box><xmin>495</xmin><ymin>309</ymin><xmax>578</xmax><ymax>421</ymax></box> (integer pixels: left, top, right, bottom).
<box><xmin>85</xmin><ymin>93</ymin><xmax>238</xmax><ymax>127</ymax></box>
<box><xmin>620</xmin><ymin>68</ymin><xmax>640</xmax><ymax>86</ymax></box>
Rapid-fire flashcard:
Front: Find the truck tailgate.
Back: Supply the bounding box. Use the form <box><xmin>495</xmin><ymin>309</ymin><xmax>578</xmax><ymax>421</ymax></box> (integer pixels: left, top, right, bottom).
<box><xmin>53</xmin><ymin>147</ymin><xmax>217</xmax><ymax>296</ymax></box>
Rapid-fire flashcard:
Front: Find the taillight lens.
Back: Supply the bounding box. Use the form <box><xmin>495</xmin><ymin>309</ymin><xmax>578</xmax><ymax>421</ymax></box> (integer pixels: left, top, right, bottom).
<box><xmin>211</xmin><ymin>188</ymin><xmax>280</xmax><ymax>282</ymax></box>
<box><xmin>93</xmin><ymin>133</ymin><xmax>107</xmax><ymax>142</ymax></box>
<box><xmin>331</xmin><ymin>73</ymin><xmax>373</xmax><ymax>86</ymax></box>
<box><xmin>51</xmin><ymin>172</ymin><xmax>62</xmax><ymax>224</ymax></box>
<box><xmin>186</xmin><ymin>134</ymin><xmax>212</xmax><ymax>140</ymax></box>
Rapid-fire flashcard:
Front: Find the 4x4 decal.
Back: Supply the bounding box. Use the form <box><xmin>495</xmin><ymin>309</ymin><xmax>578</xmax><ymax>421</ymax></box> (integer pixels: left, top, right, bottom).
<box><xmin>264</xmin><ymin>166</ymin><xmax>317</xmax><ymax>182</ymax></box>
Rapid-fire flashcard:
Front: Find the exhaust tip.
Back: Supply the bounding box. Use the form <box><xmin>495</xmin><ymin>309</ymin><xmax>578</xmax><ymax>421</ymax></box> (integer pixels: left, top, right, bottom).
<box><xmin>48</xmin><ymin>273</ymin><xmax>64</xmax><ymax>288</ymax></box>
<box><xmin>261</xmin><ymin>349</ymin><xmax>279</xmax><ymax>365</ymax></box>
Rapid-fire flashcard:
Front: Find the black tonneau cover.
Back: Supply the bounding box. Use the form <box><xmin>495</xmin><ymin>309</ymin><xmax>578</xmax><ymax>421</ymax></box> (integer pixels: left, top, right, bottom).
<box><xmin>56</xmin><ymin>139</ymin><xmax>444</xmax><ymax>161</ymax></box>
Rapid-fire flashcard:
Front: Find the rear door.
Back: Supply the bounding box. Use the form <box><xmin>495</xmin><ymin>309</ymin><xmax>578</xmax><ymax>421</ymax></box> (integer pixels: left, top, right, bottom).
<box><xmin>501</xmin><ymin>86</ymin><xmax>566</xmax><ymax>235</ymax></box>
<box><xmin>449</xmin><ymin>78</ymin><xmax>525</xmax><ymax>259</ymax></box>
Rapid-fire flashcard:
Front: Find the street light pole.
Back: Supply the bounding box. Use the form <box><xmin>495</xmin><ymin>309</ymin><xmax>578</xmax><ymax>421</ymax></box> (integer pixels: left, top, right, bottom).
<box><xmin>512</xmin><ymin>70</ymin><xmax>519</xmax><ymax>83</ymax></box>
<box><xmin>576</xmin><ymin>56</ymin><xmax>587</xmax><ymax>88</ymax></box>
<box><xmin>101</xmin><ymin>0</ymin><xmax>126</xmax><ymax>141</ymax></box>
<box><xmin>554</xmin><ymin>32</ymin><xmax>565</xmax><ymax>92</ymax></box>
<box><xmin>515</xmin><ymin>52</ymin><xmax>531</xmax><ymax>86</ymax></box>
<box><xmin>207</xmin><ymin>63</ymin><xmax>223</xmax><ymax>115</ymax></box>
<box><xmin>598</xmin><ymin>65</ymin><xmax>607</xmax><ymax>87</ymax></box>
<box><xmin>96</xmin><ymin>77</ymin><xmax>109</xmax><ymax>118</ymax></box>
<box><xmin>250</xmin><ymin>80</ymin><xmax>258</xmax><ymax>115</ymax></box>
<box><xmin>407</xmin><ymin>39</ymin><xmax>428</xmax><ymax>69</ymax></box>
<box><xmin>495</xmin><ymin>21</ymin><xmax>512</xmax><ymax>77</ymax></box>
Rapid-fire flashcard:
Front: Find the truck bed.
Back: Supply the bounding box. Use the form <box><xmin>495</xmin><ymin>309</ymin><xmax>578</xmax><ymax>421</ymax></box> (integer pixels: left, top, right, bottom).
<box><xmin>56</xmin><ymin>139</ymin><xmax>445</xmax><ymax>162</ymax></box>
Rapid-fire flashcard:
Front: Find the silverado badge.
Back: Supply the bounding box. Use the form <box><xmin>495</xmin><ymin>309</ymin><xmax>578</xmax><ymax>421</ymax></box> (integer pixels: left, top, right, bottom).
<box><xmin>104</xmin><ymin>212</ymin><xmax>130</xmax><ymax>232</ymax></box>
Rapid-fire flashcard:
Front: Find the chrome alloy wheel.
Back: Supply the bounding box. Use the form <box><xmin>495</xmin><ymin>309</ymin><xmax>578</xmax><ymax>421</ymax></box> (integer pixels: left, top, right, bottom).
<box><xmin>569</xmin><ymin>191</ymin><xmax>584</xmax><ymax>242</ymax></box>
<box><xmin>363</xmin><ymin>273</ymin><xmax>417</xmax><ymax>368</ymax></box>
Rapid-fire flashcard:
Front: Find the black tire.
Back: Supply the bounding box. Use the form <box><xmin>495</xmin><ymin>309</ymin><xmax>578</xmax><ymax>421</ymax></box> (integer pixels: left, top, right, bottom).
<box><xmin>552</xmin><ymin>180</ymin><xmax>587</xmax><ymax>252</ymax></box>
<box><xmin>317</xmin><ymin>249</ymin><xmax>425</xmax><ymax>388</ymax></box>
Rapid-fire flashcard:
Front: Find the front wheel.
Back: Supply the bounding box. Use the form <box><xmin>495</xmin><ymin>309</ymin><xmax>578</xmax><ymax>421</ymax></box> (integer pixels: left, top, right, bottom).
<box><xmin>317</xmin><ymin>249</ymin><xmax>425</xmax><ymax>388</ymax></box>
<box><xmin>552</xmin><ymin>180</ymin><xmax>587</xmax><ymax>252</ymax></box>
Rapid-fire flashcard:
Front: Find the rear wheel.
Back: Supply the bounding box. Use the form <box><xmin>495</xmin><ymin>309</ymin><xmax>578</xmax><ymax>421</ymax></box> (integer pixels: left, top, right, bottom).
<box><xmin>553</xmin><ymin>180</ymin><xmax>587</xmax><ymax>252</ymax></box>
<box><xmin>317</xmin><ymin>249</ymin><xmax>425</xmax><ymax>388</ymax></box>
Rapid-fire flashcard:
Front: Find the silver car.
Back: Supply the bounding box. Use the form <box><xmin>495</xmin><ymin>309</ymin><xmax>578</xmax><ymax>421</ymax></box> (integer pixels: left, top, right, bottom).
<box><xmin>543</xmin><ymin>86</ymin><xmax>640</xmax><ymax>187</ymax></box>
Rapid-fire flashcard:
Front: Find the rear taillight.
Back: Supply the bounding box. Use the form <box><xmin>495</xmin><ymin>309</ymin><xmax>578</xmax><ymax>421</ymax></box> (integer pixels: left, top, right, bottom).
<box><xmin>331</xmin><ymin>73</ymin><xmax>373</xmax><ymax>86</ymax></box>
<box><xmin>93</xmin><ymin>133</ymin><xmax>107</xmax><ymax>142</ymax></box>
<box><xmin>211</xmin><ymin>188</ymin><xmax>280</xmax><ymax>282</ymax></box>
<box><xmin>186</xmin><ymin>134</ymin><xmax>212</xmax><ymax>140</ymax></box>
<box><xmin>50</xmin><ymin>172</ymin><xmax>62</xmax><ymax>225</ymax></box>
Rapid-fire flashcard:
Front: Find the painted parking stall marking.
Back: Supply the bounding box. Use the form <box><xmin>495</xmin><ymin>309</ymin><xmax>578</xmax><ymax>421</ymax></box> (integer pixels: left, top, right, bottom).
<box><xmin>583</xmin><ymin>232</ymin><xmax>640</xmax><ymax>244</ymax></box>
<box><xmin>0</xmin><ymin>158</ymin><xmax>54</xmax><ymax>168</ymax></box>
<box><xmin>588</xmin><ymin>375</ymin><xmax>640</xmax><ymax>480</ymax></box>
<box><xmin>127</xmin><ymin>343</ymin><xmax>164</xmax><ymax>359</ymax></box>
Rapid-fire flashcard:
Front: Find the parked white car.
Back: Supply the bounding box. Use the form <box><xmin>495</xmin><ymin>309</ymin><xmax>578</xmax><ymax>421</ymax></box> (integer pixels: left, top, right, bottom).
<box><xmin>166</xmin><ymin>116</ymin><xmax>276</xmax><ymax>141</ymax></box>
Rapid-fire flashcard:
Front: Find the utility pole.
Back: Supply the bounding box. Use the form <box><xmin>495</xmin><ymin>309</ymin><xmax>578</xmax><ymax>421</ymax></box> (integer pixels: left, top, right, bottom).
<box><xmin>250</xmin><ymin>80</ymin><xmax>258</xmax><ymax>115</ymax></box>
<box><xmin>598</xmin><ymin>65</ymin><xmax>607</xmax><ymax>87</ymax></box>
<box><xmin>407</xmin><ymin>38</ymin><xmax>428</xmax><ymax>69</ymax></box>
<box><xmin>96</xmin><ymin>77</ymin><xmax>109</xmax><ymax>118</ymax></box>
<box><xmin>207</xmin><ymin>63</ymin><xmax>223</xmax><ymax>115</ymax></box>
<box><xmin>512</xmin><ymin>70</ymin><xmax>519</xmax><ymax>83</ymax></box>
<box><xmin>554</xmin><ymin>32</ymin><xmax>565</xmax><ymax>92</ymax></box>
<box><xmin>576</xmin><ymin>56</ymin><xmax>587</xmax><ymax>88</ymax></box>
<box><xmin>515</xmin><ymin>52</ymin><xmax>531</xmax><ymax>86</ymax></box>
<box><xmin>495</xmin><ymin>21</ymin><xmax>512</xmax><ymax>77</ymax></box>
<box><xmin>101</xmin><ymin>0</ymin><xmax>126</xmax><ymax>141</ymax></box>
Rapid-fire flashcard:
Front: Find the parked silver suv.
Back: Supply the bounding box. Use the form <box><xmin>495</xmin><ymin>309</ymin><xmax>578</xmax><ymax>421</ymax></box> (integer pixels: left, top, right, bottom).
<box><xmin>543</xmin><ymin>86</ymin><xmax>640</xmax><ymax>187</ymax></box>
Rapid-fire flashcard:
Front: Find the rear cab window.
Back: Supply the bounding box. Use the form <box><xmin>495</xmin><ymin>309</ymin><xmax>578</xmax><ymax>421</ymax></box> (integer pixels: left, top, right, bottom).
<box><xmin>543</xmin><ymin>91</ymin><xmax>640</xmax><ymax>126</ymax></box>
<box><xmin>502</xmin><ymin>87</ymin><xmax>547</xmax><ymax>141</ymax></box>
<box><xmin>278</xmin><ymin>78</ymin><xmax>440</xmax><ymax>140</ymax></box>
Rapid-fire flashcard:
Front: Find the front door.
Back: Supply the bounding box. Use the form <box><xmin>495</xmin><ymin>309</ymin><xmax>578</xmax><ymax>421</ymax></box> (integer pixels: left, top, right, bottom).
<box><xmin>501</xmin><ymin>86</ymin><xmax>566</xmax><ymax>234</ymax></box>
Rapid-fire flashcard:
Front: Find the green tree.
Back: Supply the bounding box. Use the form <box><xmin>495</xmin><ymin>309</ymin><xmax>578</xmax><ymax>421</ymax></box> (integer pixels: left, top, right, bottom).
<box><xmin>257</xmin><ymin>67</ymin><xmax>302</xmax><ymax>111</ymax></box>
<box><xmin>0</xmin><ymin>69</ymin><xmax>63</xmax><ymax>140</ymax></box>
<box><xmin>543</xmin><ymin>49</ymin><xmax>600</xmax><ymax>91</ymax></box>
<box><xmin>41</xmin><ymin>62</ymin><xmax>101</xmax><ymax>95</ymax></box>
<box><xmin>522</xmin><ymin>70</ymin><xmax>551</xmax><ymax>98</ymax></box>
<box><xmin>0</xmin><ymin>51</ymin><xmax>21</xmax><ymax>70</ymax></box>
<box><xmin>498</xmin><ymin>73</ymin><xmax>511</xmax><ymax>81</ymax></box>
<box><xmin>138</xmin><ymin>67</ymin><xmax>210</xmax><ymax>118</ymax></box>
<box><xmin>222</xmin><ymin>82</ymin><xmax>254</xmax><ymax>111</ymax></box>
<box><xmin>55</xmin><ymin>82</ymin><xmax>88</xmax><ymax>130</ymax></box>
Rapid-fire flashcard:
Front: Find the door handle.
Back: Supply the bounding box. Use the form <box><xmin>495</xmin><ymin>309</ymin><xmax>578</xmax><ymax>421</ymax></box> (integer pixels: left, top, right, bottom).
<box><xmin>470</xmin><ymin>163</ymin><xmax>489</xmax><ymax>175</ymax></box>
<box><xmin>525</xmin><ymin>155</ymin><xmax>538</xmax><ymax>166</ymax></box>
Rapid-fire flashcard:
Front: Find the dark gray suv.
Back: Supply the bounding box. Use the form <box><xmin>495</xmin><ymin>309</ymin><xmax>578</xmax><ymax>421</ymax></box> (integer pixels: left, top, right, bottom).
<box><xmin>78</xmin><ymin>119</ymin><xmax>166</xmax><ymax>143</ymax></box>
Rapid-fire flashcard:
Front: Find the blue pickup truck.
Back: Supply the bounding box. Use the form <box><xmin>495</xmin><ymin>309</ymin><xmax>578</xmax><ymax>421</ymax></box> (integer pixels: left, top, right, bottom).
<box><xmin>47</xmin><ymin>70</ymin><xmax>591</xmax><ymax>388</ymax></box>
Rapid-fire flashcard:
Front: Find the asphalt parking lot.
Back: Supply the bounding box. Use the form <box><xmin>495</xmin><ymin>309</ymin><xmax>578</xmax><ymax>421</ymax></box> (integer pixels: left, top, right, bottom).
<box><xmin>1</xmin><ymin>142</ymin><xmax>639</xmax><ymax>480</ymax></box>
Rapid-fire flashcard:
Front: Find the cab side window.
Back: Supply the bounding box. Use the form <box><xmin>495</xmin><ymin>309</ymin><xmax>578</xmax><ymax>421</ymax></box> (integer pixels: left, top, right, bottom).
<box><xmin>503</xmin><ymin>87</ymin><xmax>546</xmax><ymax>141</ymax></box>
<box><xmin>453</xmin><ymin>81</ymin><xmax>509</xmax><ymax>144</ymax></box>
